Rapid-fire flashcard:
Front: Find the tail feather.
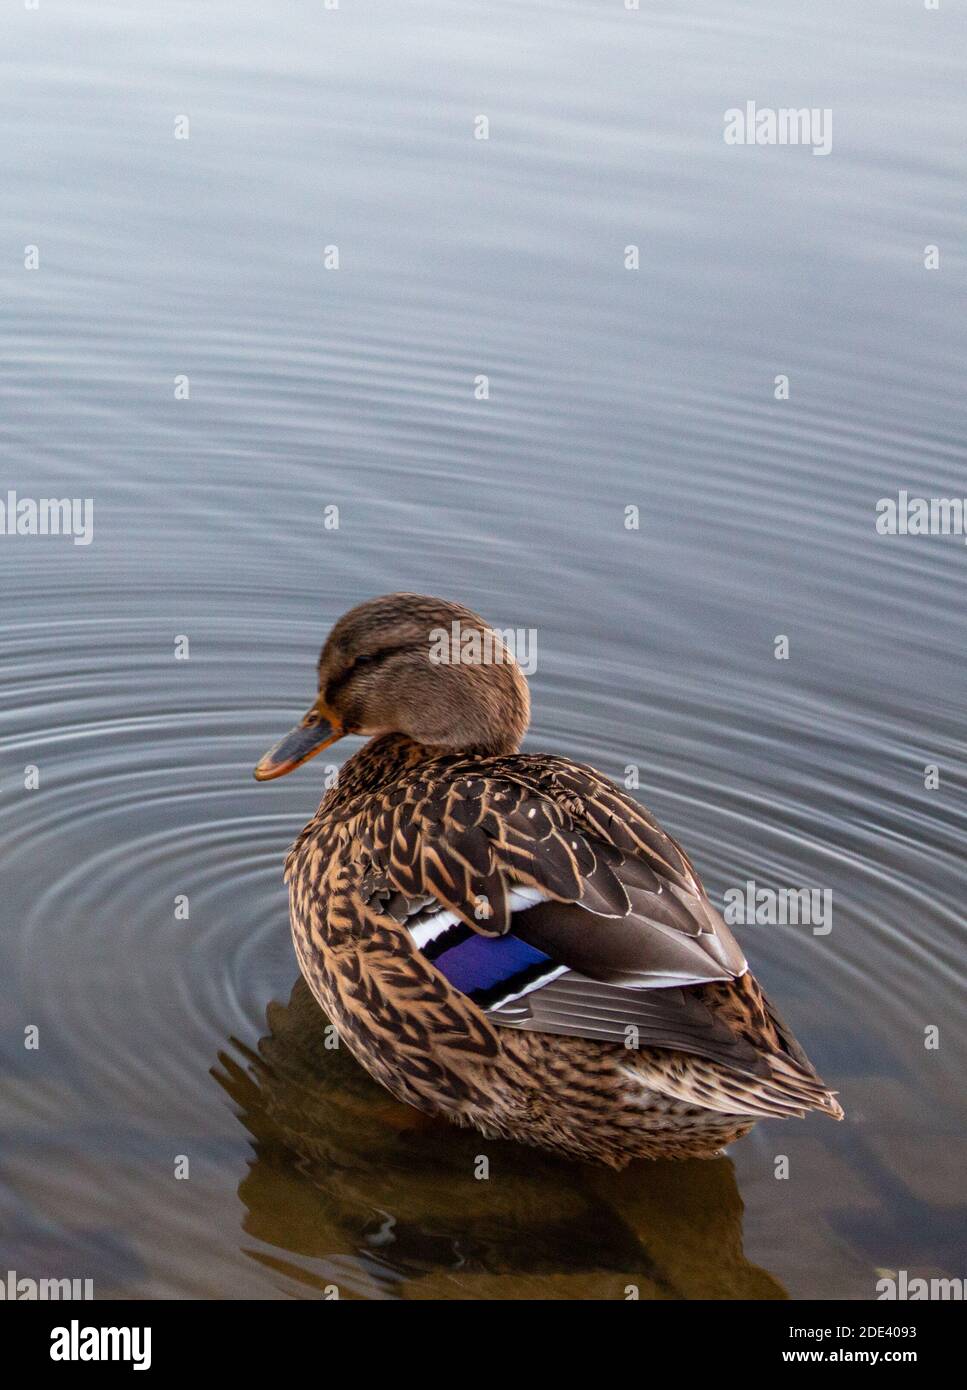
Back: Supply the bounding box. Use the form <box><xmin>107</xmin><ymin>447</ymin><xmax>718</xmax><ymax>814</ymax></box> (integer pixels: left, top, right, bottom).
<box><xmin>635</xmin><ymin>972</ymin><xmax>845</xmax><ymax>1121</ymax></box>
<box><xmin>636</xmin><ymin>1049</ymin><xmax>844</xmax><ymax>1121</ymax></box>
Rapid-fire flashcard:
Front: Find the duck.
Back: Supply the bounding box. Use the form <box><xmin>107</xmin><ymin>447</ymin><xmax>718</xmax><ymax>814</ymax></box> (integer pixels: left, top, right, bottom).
<box><xmin>254</xmin><ymin>593</ymin><xmax>843</xmax><ymax>1168</ymax></box>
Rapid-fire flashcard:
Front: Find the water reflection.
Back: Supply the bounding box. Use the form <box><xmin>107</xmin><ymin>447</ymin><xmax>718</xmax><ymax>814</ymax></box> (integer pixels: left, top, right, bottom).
<box><xmin>214</xmin><ymin>978</ymin><xmax>786</xmax><ymax>1300</ymax></box>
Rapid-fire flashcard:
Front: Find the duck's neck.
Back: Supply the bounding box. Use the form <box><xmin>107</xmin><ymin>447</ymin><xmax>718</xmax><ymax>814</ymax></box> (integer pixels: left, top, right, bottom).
<box><xmin>313</xmin><ymin>728</ymin><xmax>528</xmax><ymax>819</ymax></box>
<box><xmin>313</xmin><ymin>733</ymin><xmax>453</xmax><ymax>818</ymax></box>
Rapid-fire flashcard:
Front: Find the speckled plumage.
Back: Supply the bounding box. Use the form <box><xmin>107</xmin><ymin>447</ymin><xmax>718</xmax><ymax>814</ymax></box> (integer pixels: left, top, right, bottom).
<box><xmin>258</xmin><ymin>594</ymin><xmax>843</xmax><ymax>1168</ymax></box>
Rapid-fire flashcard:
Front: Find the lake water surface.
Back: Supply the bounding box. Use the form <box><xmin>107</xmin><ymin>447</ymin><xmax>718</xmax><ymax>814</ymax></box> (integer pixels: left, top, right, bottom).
<box><xmin>1</xmin><ymin>0</ymin><xmax>965</xmax><ymax>1298</ymax></box>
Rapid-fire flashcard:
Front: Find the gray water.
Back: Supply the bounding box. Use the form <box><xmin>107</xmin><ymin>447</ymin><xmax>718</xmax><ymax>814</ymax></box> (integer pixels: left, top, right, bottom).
<box><xmin>1</xmin><ymin>0</ymin><xmax>965</xmax><ymax>1299</ymax></box>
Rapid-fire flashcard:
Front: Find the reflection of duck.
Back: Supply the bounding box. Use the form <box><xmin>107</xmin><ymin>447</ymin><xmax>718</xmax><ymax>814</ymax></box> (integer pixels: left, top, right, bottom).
<box><xmin>254</xmin><ymin>594</ymin><xmax>842</xmax><ymax>1167</ymax></box>
<box><xmin>213</xmin><ymin>977</ymin><xmax>787</xmax><ymax>1299</ymax></box>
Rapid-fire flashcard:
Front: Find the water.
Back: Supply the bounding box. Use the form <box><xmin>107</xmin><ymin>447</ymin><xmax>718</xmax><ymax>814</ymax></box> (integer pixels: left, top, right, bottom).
<box><xmin>1</xmin><ymin>0</ymin><xmax>965</xmax><ymax>1299</ymax></box>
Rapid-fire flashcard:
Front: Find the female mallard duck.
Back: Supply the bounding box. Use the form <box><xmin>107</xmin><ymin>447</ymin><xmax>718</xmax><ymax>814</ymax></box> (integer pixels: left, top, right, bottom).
<box><xmin>255</xmin><ymin>593</ymin><xmax>843</xmax><ymax>1167</ymax></box>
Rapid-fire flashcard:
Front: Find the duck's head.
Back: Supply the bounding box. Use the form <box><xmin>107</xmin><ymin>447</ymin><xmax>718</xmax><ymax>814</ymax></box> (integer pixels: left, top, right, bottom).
<box><xmin>254</xmin><ymin>592</ymin><xmax>531</xmax><ymax>780</ymax></box>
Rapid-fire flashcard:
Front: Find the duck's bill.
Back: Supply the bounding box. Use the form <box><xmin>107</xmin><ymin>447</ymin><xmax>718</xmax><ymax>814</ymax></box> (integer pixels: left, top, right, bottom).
<box><xmin>254</xmin><ymin>711</ymin><xmax>344</xmax><ymax>780</ymax></box>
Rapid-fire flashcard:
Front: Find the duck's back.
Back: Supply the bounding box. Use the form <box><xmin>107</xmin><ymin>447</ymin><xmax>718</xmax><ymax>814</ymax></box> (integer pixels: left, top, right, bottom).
<box><xmin>284</xmin><ymin>740</ymin><xmax>842</xmax><ymax>1165</ymax></box>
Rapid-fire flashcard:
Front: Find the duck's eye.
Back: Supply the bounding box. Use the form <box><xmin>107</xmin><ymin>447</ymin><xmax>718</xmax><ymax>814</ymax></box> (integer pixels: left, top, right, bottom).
<box><xmin>353</xmin><ymin>652</ymin><xmax>379</xmax><ymax>669</ymax></box>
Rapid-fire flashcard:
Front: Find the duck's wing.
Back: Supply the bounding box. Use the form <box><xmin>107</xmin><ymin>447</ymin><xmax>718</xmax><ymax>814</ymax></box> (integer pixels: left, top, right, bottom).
<box><xmin>361</xmin><ymin>755</ymin><xmax>842</xmax><ymax>1116</ymax></box>
<box><xmin>377</xmin><ymin>866</ymin><xmax>765</xmax><ymax>1079</ymax></box>
<box><xmin>364</xmin><ymin>753</ymin><xmax>745</xmax><ymax>972</ymax></box>
<box><xmin>360</xmin><ymin>755</ymin><xmax>747</xmax><ymax>1034</ymax></box>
